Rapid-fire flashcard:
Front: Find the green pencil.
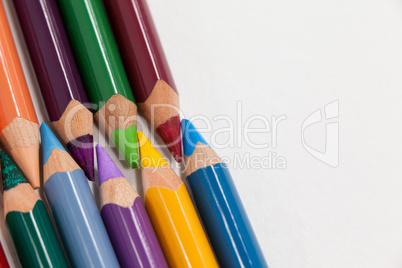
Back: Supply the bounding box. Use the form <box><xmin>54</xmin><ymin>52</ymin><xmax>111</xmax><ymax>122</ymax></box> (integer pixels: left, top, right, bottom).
<box><xmin>0</xmin><ymin>151</ymin><xmax>68</xmax><ymax>267</ymax></box>
<box><xmin>56</xmin><ymin>0</ymin><xmax>138</xmax><ymax>168</ymax></box>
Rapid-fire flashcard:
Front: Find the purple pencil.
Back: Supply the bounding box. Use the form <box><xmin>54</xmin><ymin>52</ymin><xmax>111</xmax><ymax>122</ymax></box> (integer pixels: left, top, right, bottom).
<box><xmin>96</xmin><ymin>145</ymin><xmax>168</xmax><ymax>268</ymax></box>
<box><xmin>13</xmin><ymin>0</ymin><xmax>94</xmax><ymax>181</ymax></box>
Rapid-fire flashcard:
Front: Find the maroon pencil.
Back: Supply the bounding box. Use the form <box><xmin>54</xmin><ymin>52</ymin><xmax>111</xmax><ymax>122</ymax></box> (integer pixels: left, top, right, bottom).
<box><xmin>13</xmin><ymin>0</ymin><xmax>94</xmax><ymax>180</ymax></box>
<box><xmin>104</xmin><ymin>0</ymin><xmax>182</xmax><ymax>162</ymax></box>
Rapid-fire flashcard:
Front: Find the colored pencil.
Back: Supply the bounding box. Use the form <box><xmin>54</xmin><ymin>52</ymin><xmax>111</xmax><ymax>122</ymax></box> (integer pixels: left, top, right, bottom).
<box><xmin>181</xmin><ymin>119</ymin><xmax>268</xmax><ymax>267</ymax></box>
<box><xmin>104</xmin><ymin>0</ymin><xmax>182</xmax><ymax>162</ymax></box>
<box><xmin>96</xmin><ymin>144</ymin><xmax>168</xmax><ymax>268</ymax></box>
<box><xmin>0</xmin><ymin>151</ymin><xmax>67</xmax><ymax>267</ymax></box>
<box><xmin>40</xmin><ymin>123</ymin><xmax>119</xmax><ymax>267</ymax></box>
<box><xmin>137</xmin><ymin>132</ymin><xmax>218</xmax><ymax>267</ymax></box>
<box><xmin>0</xmin><ymin>242</ymin><xmax>9</xmax><ymax>268</ymax></box>
<box><xmin>13</xmin><ymin>0</ymin><xmax>95</xmax><ymax>181</ymax></box>
<box><xmin>56</xmin><ymin>0</ymin><xmax>138</xmax><ymax>168</ymax></box>
<box><xmin>0</xmin><ymin>1</ymin><xmax>39</xmax><ymax>188</ymax></box>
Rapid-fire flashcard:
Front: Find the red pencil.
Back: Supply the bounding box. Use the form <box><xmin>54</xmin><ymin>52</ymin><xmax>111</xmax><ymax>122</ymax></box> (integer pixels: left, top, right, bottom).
<box><xmin>0</xmin><ymin>242</ymin><xmax>9</xmax><ymax>268</ymax></box>
<box><xmin>104</xmin><ymin>0</ymin><xmax>182</xmax><ymax>162</ymax></box>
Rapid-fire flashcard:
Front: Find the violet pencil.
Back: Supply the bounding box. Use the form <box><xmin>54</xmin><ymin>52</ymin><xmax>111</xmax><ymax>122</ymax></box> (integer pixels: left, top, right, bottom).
<box><xmin>97</xmin><ymin>144</ymin><xmax>167</xmax><ymax>268</ymax></box>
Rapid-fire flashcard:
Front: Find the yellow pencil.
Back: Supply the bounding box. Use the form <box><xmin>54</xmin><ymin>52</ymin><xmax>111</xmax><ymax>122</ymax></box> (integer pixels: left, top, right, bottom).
<box><xmin>138</xmin><ymin>132</ymin><xmax>218</xmax><ymax>267</ymax></box>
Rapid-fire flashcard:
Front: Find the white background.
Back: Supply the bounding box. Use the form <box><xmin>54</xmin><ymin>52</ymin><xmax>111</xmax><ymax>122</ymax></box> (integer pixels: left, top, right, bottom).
<box><xmin>1</xmin><ymin>0</ymin><xmax>402</xmax><ymax>267</ymax></box>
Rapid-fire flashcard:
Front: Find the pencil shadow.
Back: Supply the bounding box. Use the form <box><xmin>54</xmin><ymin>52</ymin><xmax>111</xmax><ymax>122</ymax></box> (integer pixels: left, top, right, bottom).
<box><xmin>92</xmin><ymin>158</ymin><xmax>101</xmax><ymax>210</ymax></box>
<box><xmin>133</xmin><ymin>167</ymin><xmax>143</xmax><ymax>199</ymax></box>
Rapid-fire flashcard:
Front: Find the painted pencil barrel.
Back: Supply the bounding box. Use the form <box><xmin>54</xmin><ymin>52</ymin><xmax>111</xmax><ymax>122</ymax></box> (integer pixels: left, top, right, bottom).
<box><xmin>55</xmin><ymin>0</ymin><xmax>134</xmax><ymax>107</ymax></box>
<box><xmin>0</xmin><ymin>1</ymin><xmax>37</xmax><ymax>129</ymax></box>
<box><xmin>187</xmin><ymin>162</ymin><xmax>268</xmax><ymax>268</ymax></box>
<box><xmin>103</xmin><ymin>0</ymin><xmax>177</xmax><ymax>102</ymax></box>
<box><xmin>0</xmin><ymin>1</ymin><xmax>39</xmax><ymax>188</ymax></box>
<box><xmin>145</xmin><ymin>184</ymin><xmax>218</xmax><ymax>267</ymax></box>
<box><xmin>44</xmin><ymin>169</ymin><xmax>119</xmax><ymax>267</ymax></box>
<box><xmin>6</xmin><ymin>200</ymin><xmax>68</xmax><ymax>268</ymax></box>
<box><xmin>101</xmin><ymin>197</ymin><xmax>168</xmax><ymax>268</ymax></box>
<box><xmin>13</xmin><ymin>0</ymin><xmax>88</xmax><ymax>121</ymax></box>
<box><xmin>0</xmin><ymin>242</ymin><xmax>9</xmax><ymax>267</ymax></box>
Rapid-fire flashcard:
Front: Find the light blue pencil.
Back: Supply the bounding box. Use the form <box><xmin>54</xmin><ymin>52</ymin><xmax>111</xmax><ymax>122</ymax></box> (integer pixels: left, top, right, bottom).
<box><xmin>41</xmin><ymin>123</ymin><xmax>119</xmax><ymax>267</ymax></box>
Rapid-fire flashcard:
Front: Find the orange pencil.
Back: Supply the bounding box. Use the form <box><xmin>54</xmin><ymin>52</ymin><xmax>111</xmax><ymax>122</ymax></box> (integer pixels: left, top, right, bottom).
<box><xmin>0</xmin><ymin>1</ymin><xmax>40</xmax><ymax>188</ymax></box>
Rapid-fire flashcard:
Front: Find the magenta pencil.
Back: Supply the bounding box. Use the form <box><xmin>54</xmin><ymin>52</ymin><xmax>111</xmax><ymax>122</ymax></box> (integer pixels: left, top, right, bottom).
<box><xmin>96</xmin><ymin>145</ymin><xmax>168</xmax><ymax>268</ymax></box>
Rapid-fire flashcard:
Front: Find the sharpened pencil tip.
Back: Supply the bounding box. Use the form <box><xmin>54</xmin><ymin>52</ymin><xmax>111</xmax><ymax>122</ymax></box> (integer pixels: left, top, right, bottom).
<box><xmin>96</xmin><ymin>144</ymin><xmax>124</xmax><ymax>185</ymax></box>
<box><xmin>138</xmin><ymin>132</ymin><xmax>169</xmax><ymax>168</ymax></box>
<box><xmin>40</xmin><ymin>123</ymin><xmax>66</xmax><ymax>164</ymax></box>
<box><xmin>67</xmin><ymin>134</ymin><xmax>95</xmax><ymax>181</ymax></box>
<box><xmin>0</xmin><ymin>151</ymin><xmax>28</xmax><ymax>192</ymax></box>
<box><xmin>181</xmin><ymin>119</ymin><xmax>209</xmax><ymax>157</ymax></box>
<box><xmin>156</xmin><ymin>115</ymin><xmax>182</xmax><ymax>163</ymax></box>
<box><xmin>111</xmin><ymin>125</ymin><xmax>139</xmax><ymax>169</ymax></box>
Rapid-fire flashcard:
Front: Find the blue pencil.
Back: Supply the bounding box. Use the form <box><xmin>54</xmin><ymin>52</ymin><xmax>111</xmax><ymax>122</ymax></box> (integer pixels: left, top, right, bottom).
<box><xmin>40</xmin><ymin>123</ymin><xmax>119</xmax><ymax>267</ymax></box>
<box><xmin>181</xmin><ymin>119</ymin><xmax>268</xmax><ymax>268</ymax></box>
